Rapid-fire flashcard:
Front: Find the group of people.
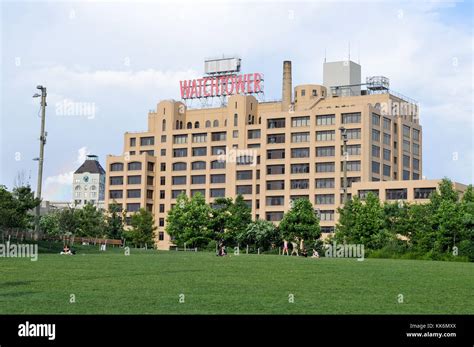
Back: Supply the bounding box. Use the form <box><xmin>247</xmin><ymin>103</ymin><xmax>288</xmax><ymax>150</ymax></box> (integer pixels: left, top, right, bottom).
<box><xmin>282</xmin><ymin>240</ymin><xmax>319</xmax><ymax>258</ymax></box>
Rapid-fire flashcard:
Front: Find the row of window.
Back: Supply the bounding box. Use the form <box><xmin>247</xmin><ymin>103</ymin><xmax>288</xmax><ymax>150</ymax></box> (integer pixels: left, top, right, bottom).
<box><xmin>110</xmin><ymin>162</ymin><xmax>155</xmax><ymax>172</ymax></box>
<box><xmin>358</xmin><ymin>187</ymin><xmax>435</xmax><ymax>200</ymax></box>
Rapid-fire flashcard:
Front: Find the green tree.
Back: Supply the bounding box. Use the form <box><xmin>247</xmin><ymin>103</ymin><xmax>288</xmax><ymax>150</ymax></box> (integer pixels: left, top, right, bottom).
<box><xmin>105</xmin><ymin>202</ymin><xmax>125</xmax><ymax>239</ymax></box>
<box><xmin>125</xmin><ymin>208</ymin><xmax>156</xmax><ymax>248</ymax></box>
<box><xmin>57</xmin><ymin>207</ymin><xmax>78</xmax><ymax>235</ymax></box>
<box><xmin>279</xmin><ymin>198</ymin><xmax>320</xmax><ymax>246</ymax></box>
<box><xmin>75</xmin><ymin>203</ymin><xmax>105</xmax><ymax>237</ymax></box>
<box><xmin>237</xmin><ymin>219</ymin><xmax>279</xmax><ymax>250</ymax></box>
<box><xmin>39</xmin><ymin>212</ymin><xmax>60</xmax><ymax>235</ymax></box>
<box><xmin>0</xmin><ymin>185</ymin><xmax>40</xmax><ymax>229</ymax></box>
<box><xmin>166</xmin><ymin>193</ymin><xmax>213</xmax><ymax>248</ymax></box>
<box><xmin>210</xmin><ymin>195</ymin><xmax>251</xmax><ymax>245</ymax></box>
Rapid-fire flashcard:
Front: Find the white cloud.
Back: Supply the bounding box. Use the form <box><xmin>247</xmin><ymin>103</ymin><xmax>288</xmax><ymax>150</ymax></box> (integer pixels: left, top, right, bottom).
<box><xmin>43</xmin><ymin>147</ymin><xmax>90</xmax><ymax>201</ymax></box>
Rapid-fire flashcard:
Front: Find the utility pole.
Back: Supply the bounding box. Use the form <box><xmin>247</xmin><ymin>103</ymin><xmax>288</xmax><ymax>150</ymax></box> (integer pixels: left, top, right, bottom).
<box><xmin>34</xmin><ymin>85</ymin><xmax>47</xmax><ymax>235</ymax></box>
<box><xmin>339</xmin><ymin>126</ymin><xmax>348</xmax><ymax>204</ymax></box>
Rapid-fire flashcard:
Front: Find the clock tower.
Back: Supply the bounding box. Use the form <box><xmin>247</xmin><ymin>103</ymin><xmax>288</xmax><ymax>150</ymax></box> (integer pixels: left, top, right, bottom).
<box><xmin>73</xmin><ymin>154</ymin><xmax>106</xmax><ymax>208</ymax></box>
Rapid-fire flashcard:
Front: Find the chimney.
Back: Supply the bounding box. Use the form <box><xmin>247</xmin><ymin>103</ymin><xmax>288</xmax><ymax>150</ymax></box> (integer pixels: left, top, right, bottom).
<box><xmin>281</xmin><ymin>60</ymin><xmax>292</xmax><ymax>111</ymax></box>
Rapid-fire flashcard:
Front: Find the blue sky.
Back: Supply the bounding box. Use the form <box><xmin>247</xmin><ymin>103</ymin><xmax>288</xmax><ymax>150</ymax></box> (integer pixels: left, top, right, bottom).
<box><xmin>1</xmin><ymin>0</ymin><xmax>472</xmax><ymax>200</ymax></box>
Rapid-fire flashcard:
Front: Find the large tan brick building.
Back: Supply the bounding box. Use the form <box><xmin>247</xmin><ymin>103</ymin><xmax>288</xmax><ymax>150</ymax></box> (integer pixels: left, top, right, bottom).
<box><xmin>105</xmin><ymin>59</ymin><xmax>460</xmax><ymax>250</ymax></box>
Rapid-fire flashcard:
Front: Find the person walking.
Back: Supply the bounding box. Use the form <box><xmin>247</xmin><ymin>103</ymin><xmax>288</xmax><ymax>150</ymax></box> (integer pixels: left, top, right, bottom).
<box><xmin>290</xmin><ymin>241</ymin><xmax>299</xmax><ymax>256</ymax></box>
<box><xmin>282</xmin><ymin>240</ymin><xmax>289</xmax><ymax>256</ymax></box>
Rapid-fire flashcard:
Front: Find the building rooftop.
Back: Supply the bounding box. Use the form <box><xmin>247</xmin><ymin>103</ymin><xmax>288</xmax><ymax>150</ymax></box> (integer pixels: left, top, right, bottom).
<box><xmin>74</xmin><ymin>155</ymin><xmax>106</xmax><ymax>174</ymax></box>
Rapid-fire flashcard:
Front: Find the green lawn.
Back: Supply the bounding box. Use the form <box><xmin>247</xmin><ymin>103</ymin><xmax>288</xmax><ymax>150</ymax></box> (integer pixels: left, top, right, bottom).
<box><xmin>0</xmin><ymin>247</ymin><xmax>473</xmax><ymax>314</ymax></box>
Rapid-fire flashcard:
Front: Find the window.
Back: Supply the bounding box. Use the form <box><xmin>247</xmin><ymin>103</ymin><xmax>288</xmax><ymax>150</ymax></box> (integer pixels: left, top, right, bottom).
<box><xmin>413</xmin><ymin>172</ymin><xmax>420</xmax><ymax>180</ymax></box>
<box><xmin>210</xmin><ymin>188</ymin><xmax>225</xmax><ymax>198</ymax></box>
<box><xmin>267</xmin><ymin>118</ymin><xmax>285</xmax><ymax>128</ymax></box>
<box><xmin>236</xmin><ymin>185</ymin><xmax>252</xmax><ymax>195</ymax></box>
<box><xmin>266</xmin><ymin>196</ymin><xmax>284</xmax><ymax>206</ymax></box>
<box><xmin>346</xmin><ymin>129</ymin><xmax>361</xmax><ymax>140</ymax></box>
<box><xmin>371</xmin><ymin>113</ymin><xmax>380</xmax><ymax>126</ymax></box>
<box><xmin>173</xmin><ymin>148</ymin><xmax>188</xmax><ymax>157</ymax></box>
<box><xmin>127</xmin><ymin>175</ymin><xmax>141</xmax><ymax>185</ymax></box>
<box><xmin>172</xmin><ymin>176</ymin><xmax>187</xmax><ymax>185</ymax></box>
<box><xmin>194</xmin><ymin>121</ymin><xmax>200</xmax><ymax>129</ymax></box>
<box><xmin>342</xmin><ymin>112</ymin><xmax>361</xmax><ymax>124</ymax></box>
<box><xmin>212</xmin><ymin>132</ymin><xmax>226</xmax><ymax>141</ymax></box>
<box><xmin>316</xmin><ymin>162</ymin><xmax>335</xmax><ymax>173</ymax></box>
<box><xmin>291</xmin><ymin>163</ymin><xmax>309</xmax><ymax>174</ymax></box>
<box><xmin>403</xmin><ymin>125</ymin><xmax>411</xmax><ymax>138</ymax></box>
<box><xmin>110</xmin><ymin>176</ymin><xmax>123</xmax><ymax>185</ymax></box>
<box><xmin>291</xmin><ymin>179</ymin><xmax>309</xmax><ymax>189</ymax></box>
<box><xmin>148</xmin><ymin>176</ymin><xmax>154</xmax><ymax>185</ymax></box>
<box><xmin>414</xmin><ymin>188</ymin><xmax>436</xmax><ymax>199</ymax></box>
<box><xmin>319</xmin><ymin>210</ymin><xmax>334</xmax><ymax>221</ymax></box>
<box><xmin>172</xmin><ymin>190</ymin><xmax>185</xmax><ymax>199</ymax></box>
<box><xmin>213</xmin><ymin>120</ymin><xmax>219</xmax><ymax>127</ymax></box>
<box><xmin>267</xmin><ymin>165</ymin><xmax>285</xmax><ymax>175</ymax></box>
<box><xmin>316</xmin><ymin>114</ymin><xmax>335</xmax><ymax>125</ymax></box>
<box><xmin>413</xmin><ymin>158</ymin><xmax>420</xmax><ymax>171</ymax></box>
<box><xmin>210</xmin><ymin>174</ymin><xmax>226</xmax><ymax>184</ymax></box>
<box><xmin>403</xmin><ymin>155</ymin><xmax>410</xmax><ymax>168</ymax></box>
<box><xmin>344</xmin><ymin>161</ymin><xmax>361</xmax><ymax>172</ymax></box>
<box><xmin>211</xmin><ymin>160</ymin><xmax>226</xmax><ymax>169</ymax></box>
<box><xmin>130</xmin><ymin>138</ymin><xmax>136</xmax><ymax>147</ymax></box>
<box><xmin>266</xmin><ymin>212</ymin><xmax>284</xmax><ymax>222</ymax></box>
<box><xmin>140</xmin><ymin>136</ymin><xmax>154</xmax><ymax>146</ymax></box>
<box><xmin>266</xmin><ymin>180</ymin><xmax>285</xmax><ymax>190</ymax></box>
<box><xmin>372</xmin><ymin>161</ymin><xmax>380</xmax><ymax>174</ymax></box>
<box><xmin>233</xmin><ymin>130</ymin><xmax>239</xmax><ymax>138</ymax></box>
<box><xmin>191</xmin><ymin>175</ymin><xmax>206</xmax><ymax>184</ymax></box>
<box><xmin>237</xmin><ymin>155</ymin><xmax>254</xmax><ymax>165</ymax></box>
<box><xmin>192</xmin><ymin>133</ymin><xmax>207</xmax><ymax>143</ymax></box>
<box><xmin>316</xmin><ymin>130</ymin><xmax>335</xmax><ymax>141</ymax></box>
<box><xmin>315</xmin><ymin>178</ymin><xmax>334</xmax><ymax>189</ymax></box>
<box><xmin>267</xmin><ymin>149</ymin><xmax>285</xmax><ymax>159</ymax></box>
<box><xmin>383</xmin><ymin>164</ymin><xmax>391</xmax><ymax>177</ymax></box>
<box><xmin>383</xmin><ymin>149</ymin><xmax>391</xmax><ymax>161</ymax></box>
<box><xmin>291</xmin><ymin>132</ymin><xmax>309</xmax><ymax>143</ymax></box>
<box><xmin>192</xmin><ymin>161</ymin><xmax>206</xmax><ymax>170</ymax></box>
<box><xmin>161</xmin><ymin>135</ymin><xmax>166</xmax><ymax>143</ymax></box>
<box><xmin>187</xmin><ymin>122</ymin><xmax>192</xmax><ymax>129</ymax></box>
<box><xmin>383</xmin><ymin>117</ymin><xmax>391</xmax><ymax>130</ymax></box>
<box><xmin>192</xmin><ymin>147</ymin><xmax>207</xmax><ymax>156</ymax></box>
<box><xmin>127</xmin><ymin>189</ymin><xmax>141</xmax><ymax>198</ymax></box>
<box><xmin>315</xmin><ymin>194</ymin><xmax>335</xmax><ymax>204</ymax></box>
<box><xmin>413</xmin><ymin>128</ymin><xmax>420</xmax><ymax>141</ymax></box>
<box><xmin>340</xmin><ymin>177</ymin><xmax>361</xmax><ymax>187</ymax></box>
<box><xmin>172</xmin><ymin>162</ymin><xmax>187</xmax><ymax>171</ymax></box>
<box><xmin>160</xmin><ymin>190</ymin><xmax>165</xmax><ymax>199</ymax></box>
<box><xmin>237</xmin><ymin>170</ymin><xmax>253</xmax><ymax>180</ymax></box>
<box><xmin>316</xmin><ymin>146</ymin><xmax>335</xmax><ymax>157</ymax></box>
<box><xmin>291</xmin><ymin>148</ymin><xmax>309</xmax><ymax>158</ymax></box>
<box><xmin>301</xmin><ymin>89</ymin><xmax>306</xmax><ymax>96</ymax></box>
<box><xmin>110</xmin><ymin>163</ymin><xmax>124</xmax><ymax>171</ymax></box>
<box><xmin>383</xmin><ymin>133</ymin><xmax>391</xmax><ymax>146</ymax></box>
<box><xmin>126</xmin><ymin>203</ymin><xmax>140</xmax><ymax>212</ymax></box>
<box><xmin>147</xmin><ymin>162</ymin><xmax>155</xmax><ymax>172</ymax></box>
<box><xmin>343</xmin><ymin>144</ymin><xmax>361</xmax><ymax>156</ymax></box>
<box><xmin>234</xmin><ymin>114</ymin><xmax>238</xmax><ymax>126</ymax></box>
<box><xmin>161</xmin><ymin>149</ymin><xmax>166</xmax><ymax>156</ymax></box>
<box><xmin>173</xmin><ymin>134</ymin><xmax>188</xmax><ymax>144</ymax></box>
<box><xmin>386</xmin><ymin>188</ymin><xmax>407</xmax><ymax>200</ymax></box>
<box><xmin>403</xmin><ymin>140</ymin><xmax>410</xmax><ymax>152</ymax></box>
<box><xmin>372</xmin><ymin>129</ymin><xmax>380</xmax><ymax>142</ymax></box>
<box><xmin>292</xmin><ymin>116</ymin><xmax>310</xmax><ymax>127</ymax></box>
<box><xmin>128</xmin><ymin>162</ymin><xmax>142</xmax><ymax>171</ymax></box>
<box><xmin>109</xmin><ymin>190</ymin><xmax>123</xmax><ymax>199</ymax></box>
<box><xmin>191</xmin><ymin>189</ymin><xmax>205</xmax><ymax>197</ymax></box>
<box><xmin>160</xmin><ymin>163</ymin><xmax>166</xmax><ymax>172</ymax></box>
<box><xmin>413</xmin><ymin>143</ymin><xmax>420</xmax><ymax>156</ymax></box>
<box><xmin>205</xmin><ymin>120</ymin><xmax>211</xmax><ymax>128</ymax></box>
<box><xmin>210</xmin><ymin>146</ymin><xmax>225</xmax><ymax>156</ymax></box>
<box><xmin>248</xmin><ymin>129</ymin><xmax>261</xmax><ymax>139</ymax></box>
<box><xmin>147</xmin><ymin>190</ymin><xmax>153</xmax><ymax>199</ymax></box>
<box><xmin>403</xmin><ymin>170</ymin><xmax>410</xmax><ymax>180</ymax></box>
<box><xmin>267</xmin><ymin>133</ymin><xmax>285</xmax><ymax>144</ymax></box>
<box><xmin>359</xmin><ymin>190</ymin><xmax>379</xmax><ymax>199</ymax></box>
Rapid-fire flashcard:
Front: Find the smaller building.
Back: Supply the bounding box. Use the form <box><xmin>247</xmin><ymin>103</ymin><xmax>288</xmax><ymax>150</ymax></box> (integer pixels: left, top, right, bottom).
<box><xmin>73</xmin><ymin>155</ymin><xmax>106</xmax><ymax>207</ymax></box>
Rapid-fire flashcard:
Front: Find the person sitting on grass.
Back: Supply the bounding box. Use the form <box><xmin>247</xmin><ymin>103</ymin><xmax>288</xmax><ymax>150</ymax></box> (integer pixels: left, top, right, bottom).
<box><xmin>312</xmin><ymin>249</ymin><xmax>320</xmax><ymax>259</ymax></box>
<box><xmin>60</xmin><ymin>245</ymin><xmax>72</xmax><ymax>255</ymax></box>
<box><xmin>301</xmin><ymin>248</ymin><xmax>308</xmax><ymax>258</ymax></box>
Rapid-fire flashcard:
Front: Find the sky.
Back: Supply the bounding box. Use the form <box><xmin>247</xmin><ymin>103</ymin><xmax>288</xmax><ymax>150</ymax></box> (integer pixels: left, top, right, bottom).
<box><xmin>0</xmin><ymin>0</ymin><xmax>473</xmax><ymax>200</ymax></box>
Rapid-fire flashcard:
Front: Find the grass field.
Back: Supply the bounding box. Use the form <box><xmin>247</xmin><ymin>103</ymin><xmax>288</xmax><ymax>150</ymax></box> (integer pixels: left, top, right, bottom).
<box><xmin>0</xmin><ymin>246</ymin><xmax>473</xmax><ymax>314</ymax></box>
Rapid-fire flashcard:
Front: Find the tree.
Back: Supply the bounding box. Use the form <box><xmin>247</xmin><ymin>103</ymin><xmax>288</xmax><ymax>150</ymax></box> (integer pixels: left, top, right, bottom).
<box><xmin>105</xmin><ymin>202</ymin><xmax>125</xmax><ymax>239</ymax></box>
<box><xmin>237</xmin><ymin>219</ymin><xmax>279</xmax><ymax>250</ymax></box>
<box><xmin>57</xmin><ymin>207</ymin><xmax>78</xmax><ymax>235</ymax></box>
<box><xmin>75</xmin><ymin>203</ymin><xmax>105</xmax><ymax>237</ymax></box>
<box><xmin>0</xmin><ymin>185</ymin><xmax>40</xmax><ymax>229</ymax></box>
<box><xmin>125</xmin><ymin>208</ymin><xmax>156</xmax><ymax>248</ymax></box>
<box><xmin>39</xmin><ymin>212</ymin><xmax>60</xmax><ymax>235</ymax></box>
<box><xmin>279</xmin><ymin>198</ymin><xmax>320</xmax><ymax>247</ymax></box>
<box><xmin>166</xmin><ymin>193</ymin><xmax>213</xmax><ymax>248</ymax></box>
